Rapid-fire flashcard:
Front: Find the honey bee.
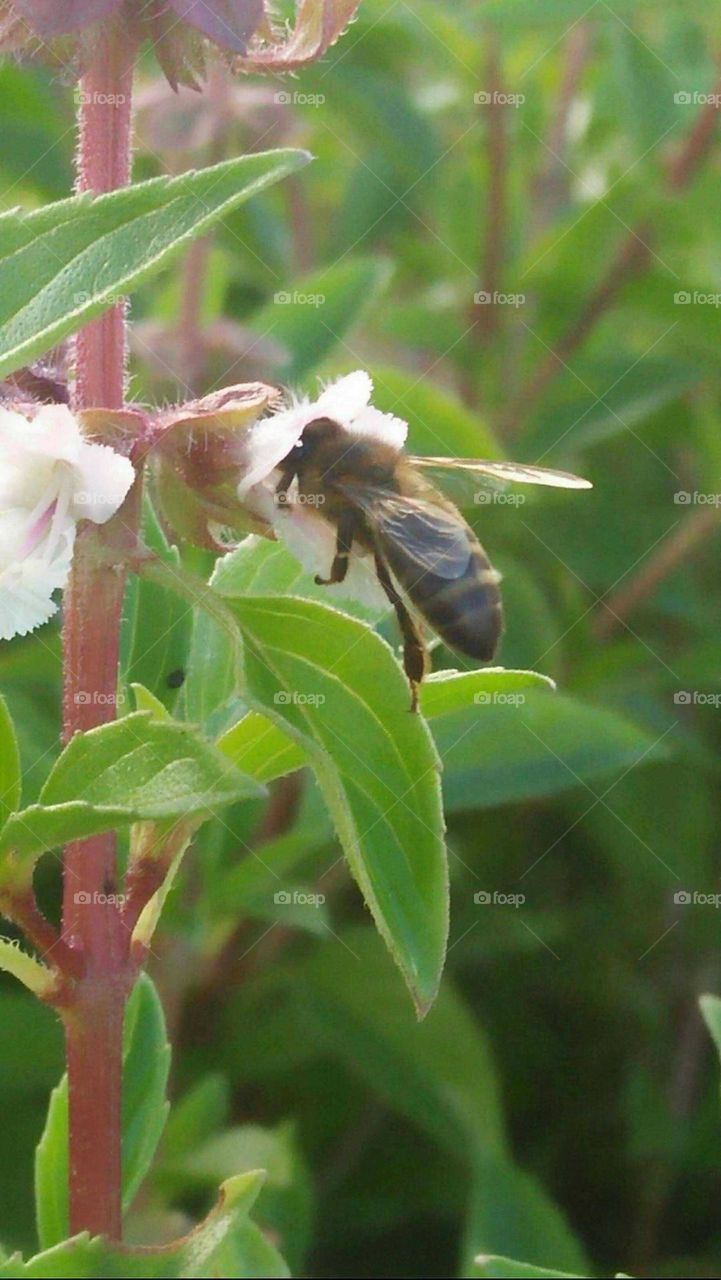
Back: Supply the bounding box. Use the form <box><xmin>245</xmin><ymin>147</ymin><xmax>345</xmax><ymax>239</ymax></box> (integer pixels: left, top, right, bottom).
<box><xmin>275</xmin><ymin>418</ymin><xmax>591</xmax><ymax>710</ymax></box>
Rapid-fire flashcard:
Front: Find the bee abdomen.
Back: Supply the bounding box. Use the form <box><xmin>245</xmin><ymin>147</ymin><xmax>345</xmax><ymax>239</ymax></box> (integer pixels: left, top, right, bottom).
<box><xmin>388</xmin><ymin>543</ymin><xmax>503</xmax><ymax>662</ymax></box>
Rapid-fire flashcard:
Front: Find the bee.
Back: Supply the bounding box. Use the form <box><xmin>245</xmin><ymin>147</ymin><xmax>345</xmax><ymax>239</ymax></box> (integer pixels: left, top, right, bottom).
<box><xmin>274</xmin><ymin>418</ymin><xmax>591</xmax><ymax>711</ymax></box>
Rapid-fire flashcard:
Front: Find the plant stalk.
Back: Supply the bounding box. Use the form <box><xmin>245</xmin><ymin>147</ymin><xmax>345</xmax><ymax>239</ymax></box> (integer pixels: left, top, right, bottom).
<box><xmin>61</xmin><ymin>29</ymin><xmax>138</xmax><ymax>1242</ymax></box>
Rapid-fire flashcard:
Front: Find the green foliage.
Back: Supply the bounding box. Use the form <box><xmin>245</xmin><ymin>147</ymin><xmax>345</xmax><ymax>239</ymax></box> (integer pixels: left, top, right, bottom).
<box><xmin>0</xmin><ymin>713</ymin><xmax>264</xmax><ymax>868</ymax></box>
<box><xmin>0</xmin><ymin>150</ymin><xmax>308</xmax><ymax>379</ymax></box>
<box><xmin>1</xmin><ymin>0</ymin><xmax>721</xmax><ymax>1276</ymax></box>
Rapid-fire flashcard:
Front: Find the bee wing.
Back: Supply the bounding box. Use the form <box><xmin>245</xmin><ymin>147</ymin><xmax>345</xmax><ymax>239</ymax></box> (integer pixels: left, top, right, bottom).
<box><xmin>339</xmin><ymin>484</ymin><xmax>474</xmax><ymax>580</ymax></box>
<box><xmin>411</xmin><ymin>456</ymin><xmax>592</xmax><ymax>489</ymax></box>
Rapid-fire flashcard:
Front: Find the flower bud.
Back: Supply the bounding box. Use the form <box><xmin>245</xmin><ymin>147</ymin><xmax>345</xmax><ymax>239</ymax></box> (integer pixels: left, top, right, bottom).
<box><xmin>149</xmin><ymin>381</ymin><xmax>282</xmax><ymax>550</ymax></box>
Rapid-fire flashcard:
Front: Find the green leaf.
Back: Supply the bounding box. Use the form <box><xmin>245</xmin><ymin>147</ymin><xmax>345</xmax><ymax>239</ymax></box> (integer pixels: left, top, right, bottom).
<box><xmin>463</xmin><ymin>1159</ymin><xmax>590</xmax><ymax>1278</ymax></box>
<box><xmin>420</xmin><ymin>669</ymin><xmax>555</xmax><ymax>720</ymax></box>
<box><xmin>434</xmin><ymin>692</ymin><xmax>670</xmax><ymax>811</ymax></box>
<box><xmin>0</xmin><ymin>713</ymin><xmax>265</xmax><ymax>868</ymax></box>
<box><xmin>35</xmin><ymin>974</ymin><xmax>171</xmax><ymax>1250</ymax></box>
<box><xmin>0</xmin><ymin>696</ymin><xmax>21</xmax><ymax>830</ymax></box>
<box><xmin>217</xmin><ymin>592</ymin><xmax>448</xmax><ymax>1015</ymax></box>
<box><xmin>472</xmin><ymin>1257</ymin><xmax>586</xmax><ymax>1279</ymax></box>
<box><xmin>216</xmin><ymin>713</ymin><xmax>307</xmax><ymax>784</ymax></box>
<box><xmin>15</xmin><ymin>1172</ymin><xmax>271</xmax><ymax>1278</ymax></box>
<box><xmin>0</xmin><ymin>150</ymin><xmax>309</xmax><ymax>380</ymax></box>
<box><xmin>248</xmin><ymin>257</ymin><xmax>391</xmax><ymax>380</ymax></box>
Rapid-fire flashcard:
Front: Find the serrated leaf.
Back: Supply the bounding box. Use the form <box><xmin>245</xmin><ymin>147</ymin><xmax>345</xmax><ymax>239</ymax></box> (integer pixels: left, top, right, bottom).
<box><xmin>0</xmin><ymin>150</ymin><xmax>309</xmax><ymax>380</ymax></box>
<box><xmin>216</xmin><ymin>592</ymin><xmax>448</xmax><ymax>1014</ymax></box>
<box><xmin>0</xmin><ymin>713</ymin><xmax>265</xmax><ymax>868</ymax></box>
<box><xmin>35</xmin><ymin>975</ymin><xmax>171</xmax><ymax>1250</ymax></box>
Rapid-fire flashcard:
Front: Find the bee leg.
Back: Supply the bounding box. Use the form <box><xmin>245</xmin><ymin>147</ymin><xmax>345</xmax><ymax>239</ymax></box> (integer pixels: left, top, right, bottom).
<box><xmin>373</xmin><ymin>550</ymin><xmax>428</xmax><ymax>712</ymax></box>
<box><xmin>274</xmin><ymin>470</ymin><xmax>295</xmax><ymax>508</ymax></box>
<box><xmin>315</xmin><ymin>510</ymin><xmax>355</xmax><ymax>585</ymax></box>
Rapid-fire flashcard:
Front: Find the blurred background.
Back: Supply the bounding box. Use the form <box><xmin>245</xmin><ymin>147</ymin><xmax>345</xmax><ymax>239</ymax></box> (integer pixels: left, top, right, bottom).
<box><xmin>1</xmin><ymin>0</ymin><xmax>721</xmax><ymax>1274</ymax></box>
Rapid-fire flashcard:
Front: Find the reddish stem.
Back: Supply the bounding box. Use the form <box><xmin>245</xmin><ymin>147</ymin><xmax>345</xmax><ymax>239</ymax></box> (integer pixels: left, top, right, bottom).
<box><xmin>62</xmin><ymin>30</ymin><xmax>138</xmax><ymax>1241</ymax></box>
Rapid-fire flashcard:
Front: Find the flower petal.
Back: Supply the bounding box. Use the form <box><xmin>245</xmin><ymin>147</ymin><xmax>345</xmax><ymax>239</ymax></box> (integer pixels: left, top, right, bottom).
<box><xmin>351</xmin><ymin>404</ymin><xmax>408</xmax><ymax>449</ymax></box>
<box><xmin>236</xmin><ymin>407</ymin><xmax>308</xmax><ymax>496</ymax></box>
<box><xmin>71</xmin><ymin>441</ymin><xmax>135</xmax><ymax>523</ymax></box>
<box><xmin>0</xmin><ymin>521</ymin><xmax>75</xmax><ymax>641</ymax></box>
<box><xmin>316</xmin><ymin>370</ymin><xmax>373</xmax><ymax>425</ymax></box>
<box><xmin>270</xmin><ymin>493</ymin><xmax>388</xmax><ymax>611</ymax></box>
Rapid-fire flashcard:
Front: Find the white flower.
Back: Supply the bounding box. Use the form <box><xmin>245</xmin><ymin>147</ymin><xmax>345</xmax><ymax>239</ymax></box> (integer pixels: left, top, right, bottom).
<box><xmin>0</xmin><ymin>405</ymin><xmax>135</xmax><ymax>641</ymax></box>
<box><xmin>236</xmin><ymin>372</ymin><xmax>408</xmax><ymax>608</ymax></box>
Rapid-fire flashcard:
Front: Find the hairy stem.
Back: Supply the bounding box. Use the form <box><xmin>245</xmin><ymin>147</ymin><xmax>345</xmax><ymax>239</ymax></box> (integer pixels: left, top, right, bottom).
<box><xmin>62</xmin><ymin>29</ymin><xmax>138</xmax><ymax>1241</ymax></box>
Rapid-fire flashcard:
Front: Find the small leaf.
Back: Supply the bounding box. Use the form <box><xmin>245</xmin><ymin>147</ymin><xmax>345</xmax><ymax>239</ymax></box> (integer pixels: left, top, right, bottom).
<box><xmin>420</xmin><ymin>669</ymin><xmax>555</xmax><ymax>720</ymax></box>
<box><xmin>0</xmin><ymin>150</ymin><xmax>309</xmax><ymax>380</ymax></box>
<box><xmin>235</xmin><ymin>0</ymin><xmax>362</xmax><ymax>71</ymax></box>
<box><xmin>18</xmin><ymin>1172</ymin><xmax>270</xmax><ymax>1278</ymax></box>
<box><xmin>0</xmin><ymin>696</ymin><xmax>21</xmax><ymax>830</ymax></box>
<box><xmin>35</xmin><ymin>974</ymin><xmax>171</xmax><ymax>1249</ymax></box>
<box><xmin>217</xmin><ymin>713</ymin><xmax>307</xmax><ymax>784</ymax></box>
<box><xmin>0</xmin><ymin>713</ymin><xmax>265</xmax><ymax>869</ymax></box>
<box><xmin>0</xmin><ymin>938</ymin><xmax>54</xmax><ymax>999</ymax></box>
<box><xmin>700</xmin><ymin>993</ymin><xmax>721</xmax><ymax>1064</ymax></box>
